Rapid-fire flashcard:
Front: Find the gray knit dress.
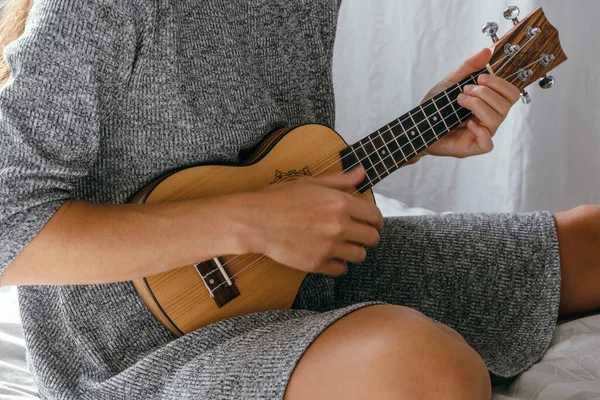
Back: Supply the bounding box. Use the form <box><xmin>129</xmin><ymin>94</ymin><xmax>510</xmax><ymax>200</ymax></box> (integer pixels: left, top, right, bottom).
<box><xmin>0</xmin><ymin>0</ymin><xmax>561</xmax><ymax>399</ymax></box>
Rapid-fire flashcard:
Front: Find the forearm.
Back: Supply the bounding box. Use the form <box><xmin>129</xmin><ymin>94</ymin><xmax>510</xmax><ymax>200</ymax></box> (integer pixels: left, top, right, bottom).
<box><xmin>0</xmin><ymin>197</ymin><xmax>244</xmax><ymax>286</ymax></box>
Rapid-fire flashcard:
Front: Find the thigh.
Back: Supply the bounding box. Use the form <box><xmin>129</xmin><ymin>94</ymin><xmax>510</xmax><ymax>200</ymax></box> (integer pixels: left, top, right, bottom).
<box><xmin>332</xmin><ymin>212</ymin><xmax>561</xmax><ymax>379</ymax></box>
<box><xmin>285</xmin><ymin>304</ymin><xmax>491</xmax><ymax>400</ymax></box>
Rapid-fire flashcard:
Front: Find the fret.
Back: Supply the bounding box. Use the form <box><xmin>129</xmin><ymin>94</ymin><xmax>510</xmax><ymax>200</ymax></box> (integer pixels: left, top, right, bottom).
<box><xmin>339</xmin><ymin>146</ymin><xmax>373</xmax><ymax>193</ymax></box>
<box><xmin>361</xmin><ymin>137</ymin><xmax>387</xmax><ymax>180</ymax></box>
<box><xmin>393</xmin><ymin>122</ymin><xmax>417</xmax><ymax>159</ymax></box>
<box><xmin>369</xmin><ymin>131</ymin><xmax>390</xmax><ymax>173</ymax></box>
<box><xmin>382</xmin><ymin>124</ymin><xmax>407</xmax><ymax>164</ymax></box>
<box><xmin>347</xmin><ymin>147</ymin><xmax>361</xmax><ymax>172</ymax></box>
<box><xmin>457</xmin><ymin>107</ymin><xmax>472</xmax><ymax>122</ymax></box>
<box><xmin>372</xmin><ymin>128</ymin><xmax>399</xmax><ymax>171</ymax></box>
<box><xmin>419</xmin><ymin>104</ymin><xmax>438</xmax><ymax>140</ymax></box>
<box><xmin>425</xmin><ymin>98</ymin><xmax>450</xmax><ymax>137</ymax></box>
<box><xmin>355</xmin><ymin>140</ymin><xmax>380</xmax><ymax>185</ymax></box>
<box><xmin>389</xmin><ymin>124</ymin><xmax>409</xmax><ymax>162</ymax></box>
<box><xmin>456</xmin><ymin>92</ymin><xmax>472</xmax><ymax>121</ymax></box>
<box><xmin>443</xmin><ymin>89</ymin><xmax>461</xmax><ymax>122</ymax></box>
<box><xmin>398</xmin><ymin>114</ymin><xmax>418</xmax><ymax>154</ymax></box>
<box><xmin>432</xmin><ymin>93</ymin><xmax>460</xmax><ymax>128</ymax></box>
<box><xmin>416</xmin><ymin>104</ymin><xmax>437</xmax><ymax>145</ymax></box>
<box><xmin>350</xmin><ymin>146</ymin><xmax>375</xmax><ymax>188</ymax></box>
<box><xmin>456</xmin><ymin>75</ymin><xmax>477</xmax><ymax>121</ymax></box>
<box><xmin>343</xmin><ymin>68</ymin><xmax>487</xmax><ymax>193</ymax></box>
<box><xmin>406</xmin><ymin>112</ymin><xmax>427</xmax><ymax>151</ymax></box>
<box><xmin>368</xmin><ymin>135</ymin><xmax>390</xmax><ymax>175</ymax></box>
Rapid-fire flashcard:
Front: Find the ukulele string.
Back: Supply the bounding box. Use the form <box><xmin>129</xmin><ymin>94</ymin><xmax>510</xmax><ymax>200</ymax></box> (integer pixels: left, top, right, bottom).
<box><xmin>494</xmin><ymin>34</ymin><xmax>538</xmax><ymax>76</ymax></box>
<box><xmin>204</xmin><ymin>66</ymin><xmax>499</xmax><ymax>283</ymax></box>
<box><xmin>203</xmin><ymin>36</ymin><xmax>540</xmax><ymax>285</ymax></box>
<box><xmin>304</xmin><ymin>49</ymin><xmax>516</xmax><ymax>181</ymax></box>
<box><xmin>310</xmin><ymin>75</ymin><xmax>486</xmax><ymax>179</ymax></box>
<box><xmin>312</xmin><ymin>31</ymin><xmax>540</xmax><ymax>180</ymax></box>
<box><xmin>199</xmin><ymin>82</ymin><xmax>480</xmax><ymax>282</ymax></box>
<box><xmin>508</xmin><ymin>55</ymin><xmax>549</xmax><ymax>85</ymax></box>
<box><xmin>341</xmin><ymin>41</ymin><xmax>545</xmax><ymax>190</ymax></box>
<box><xmin>208</xmin><ymin>103</ymin><xmax>471</xmax><ymax>294</ymax></box>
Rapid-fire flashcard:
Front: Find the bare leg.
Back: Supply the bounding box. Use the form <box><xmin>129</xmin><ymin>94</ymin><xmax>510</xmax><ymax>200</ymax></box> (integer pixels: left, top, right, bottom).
<box><xmin>555</xmin><ymin>205</ymin><xmax>600</xmax><ymax>316</ymax></box>
<box><xmin>285</xmin><ymin>305</ymin><xmax>491</xmax><ymax>400</ymax></box>
<box><xmin>285</xmin><ymin>206</ymin><xmax>600</xmax><ymax>398</ymax></box>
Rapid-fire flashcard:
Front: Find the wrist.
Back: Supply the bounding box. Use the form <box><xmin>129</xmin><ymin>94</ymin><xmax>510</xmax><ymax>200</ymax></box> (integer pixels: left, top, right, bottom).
<box><xmin>218</xmin><ymin>191</ymin><xmax>263</xmax><ymax>255</ymax></box>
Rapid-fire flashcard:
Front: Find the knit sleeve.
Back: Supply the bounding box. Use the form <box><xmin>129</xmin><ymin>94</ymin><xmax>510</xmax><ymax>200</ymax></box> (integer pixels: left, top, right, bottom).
<box><xmin>0</xmin><ymin>0</ymin><xmax>138</xmax><ymax>277</ymax></box>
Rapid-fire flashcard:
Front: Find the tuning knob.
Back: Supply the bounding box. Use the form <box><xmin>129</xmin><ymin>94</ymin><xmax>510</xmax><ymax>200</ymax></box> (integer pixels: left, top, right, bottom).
<box><xmin>504</xmin><ymin>6</ymin><xmax>521</xmax><ymax>25</ymax></box>
<box><xmin>482</xmin><ymin>22</ymin><xmax>500</xmax><ymax>43</ymax></box>
<box><xmin>520</xmin><ymin>90</ymin><xmax>532</xmax><ymax>104</ymax></box>
<box><xmin>539</xmin><ymin>75</ymin><xmax>555</xmax><ymax>89</ymax></box>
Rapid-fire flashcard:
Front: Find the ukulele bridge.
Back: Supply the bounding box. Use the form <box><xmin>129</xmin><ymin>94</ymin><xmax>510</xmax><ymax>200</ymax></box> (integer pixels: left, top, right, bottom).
<box><xmin>194</xmin><ymin>258</ymin><xmax>240</xmax><ymax>308</ymax></box>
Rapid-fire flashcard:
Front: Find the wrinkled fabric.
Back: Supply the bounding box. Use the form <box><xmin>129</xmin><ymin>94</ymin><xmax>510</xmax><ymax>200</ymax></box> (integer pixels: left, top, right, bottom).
<box><xmin>0</xmin><ymin>0</ymin><xmax>561</xmax><ymax>398</ymax></box>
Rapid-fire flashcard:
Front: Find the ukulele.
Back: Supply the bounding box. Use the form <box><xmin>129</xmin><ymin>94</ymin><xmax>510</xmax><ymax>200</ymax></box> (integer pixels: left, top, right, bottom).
<box><xmin>130</xmin><ymin>7</ymin><xmax>567</xmax><ymax>336</ymax></box>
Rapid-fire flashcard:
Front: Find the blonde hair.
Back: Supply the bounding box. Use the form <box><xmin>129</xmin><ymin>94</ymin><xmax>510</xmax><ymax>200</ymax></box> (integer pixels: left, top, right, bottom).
<box><xmin>0</xmin><ymin>0</ymin><xmax>32</xmax><ymax>85</ymax></box>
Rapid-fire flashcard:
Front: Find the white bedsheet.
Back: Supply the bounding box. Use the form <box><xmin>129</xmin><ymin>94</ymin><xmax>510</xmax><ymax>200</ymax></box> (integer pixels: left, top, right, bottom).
<box><xmin>1</xmin><ymin>195</ymin><xmax>600</xmax><ymax>399</ymax></box>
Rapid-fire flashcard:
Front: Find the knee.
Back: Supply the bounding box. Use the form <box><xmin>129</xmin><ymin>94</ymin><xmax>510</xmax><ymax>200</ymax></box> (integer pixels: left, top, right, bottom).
<box><xmin>354</xmin><ymin>305</ymin><xmax>491</xmax><ymax>400</ymax></box>
<box><xmin>575</xmin><ymin>205</ymin><xmax>600</xmax><ymax>215</ymax></box>
<box><xmin>558</xmin><ymin>205</ymin><xmax>600</xmax><ymax>226</ymax></box>
<box><xmin>555</xmin><ymin>204</ymin><xmax>600</xmax><ymax>253</ymax></box>
<box><xmin>570</xmin><ymin>204</ymin><xmax>600</xmax><ymax>218</ymax></box>
<box><xmin>287</xmin><ymin>305</ymin><xmax>491</xmax><ymax>400</ymax></box>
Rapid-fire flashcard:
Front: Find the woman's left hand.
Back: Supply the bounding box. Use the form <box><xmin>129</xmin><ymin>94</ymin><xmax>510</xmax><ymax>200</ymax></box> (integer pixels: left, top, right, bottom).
<box><xmin>410</xmin><ymin>48</ymin><xmax>521</xmax><ymax>163</ymax></box>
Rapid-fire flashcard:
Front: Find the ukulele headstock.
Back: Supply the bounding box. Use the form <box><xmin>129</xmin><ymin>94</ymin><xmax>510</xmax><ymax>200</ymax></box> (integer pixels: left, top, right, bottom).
<box><xmin>483</xmin><ymin>6</ymin><xmax>567</xmax><ymax>103</ymax></box>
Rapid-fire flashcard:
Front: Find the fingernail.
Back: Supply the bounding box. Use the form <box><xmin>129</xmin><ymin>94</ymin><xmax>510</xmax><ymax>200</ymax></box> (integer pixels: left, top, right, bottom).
<box><xmin>463</xmin><ymin>85</ymin><xmax>475</xmax><ymax>94</ymax></box>
<box><xmin>458</xmin><ymin>94</ymin><xmax>468</xmax><ymax>102</ymax></box>
<box><xmin>479</xmin><ymin>74</ymin><xmax>489</xmax><ymax>84</ymax></box>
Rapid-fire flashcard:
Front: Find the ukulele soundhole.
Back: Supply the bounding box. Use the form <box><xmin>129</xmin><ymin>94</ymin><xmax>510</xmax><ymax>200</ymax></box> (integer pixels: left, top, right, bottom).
<box><xmin>194</xmin><ymin>259</ymin><xmax>240</xmax><ymax>308</ymax></box>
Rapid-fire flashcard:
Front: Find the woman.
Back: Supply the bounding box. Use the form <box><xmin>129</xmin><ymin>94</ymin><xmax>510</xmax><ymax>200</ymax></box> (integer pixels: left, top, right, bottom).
<box><xmin>0</xmin><ymin>0</ymin><xmax>598</xmax><ymax>399</ymax></box>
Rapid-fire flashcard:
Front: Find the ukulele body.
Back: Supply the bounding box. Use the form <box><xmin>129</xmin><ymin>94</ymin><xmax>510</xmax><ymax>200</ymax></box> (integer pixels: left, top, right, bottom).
<box><xmin>130</xmin><ymin>7</ymin><xmax>568</xmax><ymax>336</ymax></box>
<box><xmin>130</xmin><ymin>124</ymin><xmax>375</xmax><ymax>336</ymax></box>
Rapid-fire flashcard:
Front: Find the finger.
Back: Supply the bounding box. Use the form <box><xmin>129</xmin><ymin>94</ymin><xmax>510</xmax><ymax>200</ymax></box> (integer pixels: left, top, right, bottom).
<box><xmin>347</xmin><ymin>198</ymin><xmax>384</xmax><ymax>228</ymax></box>
<box><xmin>332</xmin><ymin>243</ymin><xmax>368</xmax><ymax>264</ymax></box>
<box><xmin>314</xmin><ymin>166</ymin><xmax>365</xmax><ymax>192</ymax></box>
<box><xmin>316</xmin><ymin>259</ymin><xmax>348</xmax><ymax>277</ymax></box>
<box><xmin>463</xmin><ymin>84</ymin><xmax>512</xmax><ymax>117</ymax></box>
<box><xmin>405</xmin><ymin>153</ymin><xmax>426</xmax><ymax>165</ymax></box>
<box><xmin>478</xmin><ymin>74</ymin><xmax>521</xmax><ymax>104</ymax></box>
<box><xmin>457</xmin><ymin>93</ymin><xmax>503</xmax><ymax>132</ymax></box>
<box><xmin>344</xmin><ymin>221</ymin><xmax>381</xmax><ymax>247</ymax></box>
<box><xmin>445</xmin><ymin>48</ymin><xmax>492</xmax><ymax>84</ymax></box>
<box><xmin>466</xmin><ymin>120</ymin><xmax>494</xmax><ymax>154</ymax></box>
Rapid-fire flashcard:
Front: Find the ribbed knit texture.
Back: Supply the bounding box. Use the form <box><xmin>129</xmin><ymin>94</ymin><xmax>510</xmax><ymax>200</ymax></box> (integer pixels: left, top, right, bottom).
<box><xmin>0</xmin><ymin>0</ymin><xmax>561</xmax><ymax>398</ymax></box>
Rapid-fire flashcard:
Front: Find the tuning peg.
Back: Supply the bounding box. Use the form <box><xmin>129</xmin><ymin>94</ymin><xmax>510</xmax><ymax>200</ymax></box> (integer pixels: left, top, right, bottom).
<box><xmin>482</xmin><ymin>22</ymin><xmax>499</xmax><ymax>43</ymax></box>
<box><xmin>527</xmin><ymin>26</ymin><xmax>542</xmax><ymax>38</ymax></box>
<box><xmin>504</xmin><ymin>6</ymin><xmax>521</xmax><ymax>25</ymax></box>
<box><xmin>520</xmin><ymin>90</ymin><xmax>532</xmax><ymax>104</ymax></box>
<box><xmin>539</xmin><ymin>75</ymin><xmax>555</xmax><ymax>89</ymax></box>
<box><xmin>541</xmin><ymin>54</ymin><xmax>555</xmax><ymax>67</ymax></box>
<box><xmin>517</xmin><ymin>69</ymin><xmax>533</xmax><ymax>82</ymax></box>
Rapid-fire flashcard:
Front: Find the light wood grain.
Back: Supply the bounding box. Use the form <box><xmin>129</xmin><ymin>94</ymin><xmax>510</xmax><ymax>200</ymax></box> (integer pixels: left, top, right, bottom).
<box><xmin>132</xmin><ymin>124</ymin><xmax>375</xmax><ymax>335</ymax></box>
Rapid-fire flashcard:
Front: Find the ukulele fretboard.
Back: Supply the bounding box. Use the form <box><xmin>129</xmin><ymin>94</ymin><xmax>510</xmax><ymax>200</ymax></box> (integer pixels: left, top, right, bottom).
<box><xmin>341</xmin><ymin>68</ymin><xmax>487</xmax><ymax>193</ymax></box>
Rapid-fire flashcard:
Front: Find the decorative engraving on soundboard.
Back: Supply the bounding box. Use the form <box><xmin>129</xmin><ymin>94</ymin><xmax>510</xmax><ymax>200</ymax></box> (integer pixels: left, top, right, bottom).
<box><xmin>270</xmin><ymin>166</ymin><xmax>312</xmax><ymax>185</ymax></box>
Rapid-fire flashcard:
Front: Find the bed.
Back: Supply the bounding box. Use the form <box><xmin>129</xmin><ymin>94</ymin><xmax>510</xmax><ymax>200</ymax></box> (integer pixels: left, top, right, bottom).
<box><xmin>2</xmin><ymin>195</ymin><xmax>600</xmax><ymax>399</ymax></box>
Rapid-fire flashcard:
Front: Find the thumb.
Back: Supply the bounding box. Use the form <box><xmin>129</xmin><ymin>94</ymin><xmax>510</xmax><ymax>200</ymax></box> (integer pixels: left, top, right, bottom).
<box><xmin>313</xmin><ymin>166</ymin><xmax>366</xmax><ymax>191</ymax></box>
<box><xmin>444</xmin><ymin>48</ymin><xmax>492</xmax><ymax>84</ymax></box>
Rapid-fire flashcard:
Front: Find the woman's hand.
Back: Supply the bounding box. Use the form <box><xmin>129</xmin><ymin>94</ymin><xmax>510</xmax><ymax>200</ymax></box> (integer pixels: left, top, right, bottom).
<box><xmin>410</xmin><ymin>48</ymin><xmax>521</xmax><ymax>163</ymax></box>
<box><xmin>229</xmin><ymin>167</ymin><xmax>383</xmax><ymax>276</ymax></box>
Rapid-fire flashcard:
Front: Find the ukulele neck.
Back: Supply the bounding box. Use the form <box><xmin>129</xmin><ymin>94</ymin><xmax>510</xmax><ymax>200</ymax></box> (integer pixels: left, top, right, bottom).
<box><xmin>341</xmin><ymin>68</ymin><xmax>487</xmax><ymax>193</ymax></box>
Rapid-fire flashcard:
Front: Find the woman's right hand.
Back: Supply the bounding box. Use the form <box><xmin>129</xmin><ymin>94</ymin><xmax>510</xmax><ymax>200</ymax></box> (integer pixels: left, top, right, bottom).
<box><xmin>229</xmin><ymin>167</ymin><xmax>383</xmax><ymax>276</ymax></box>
